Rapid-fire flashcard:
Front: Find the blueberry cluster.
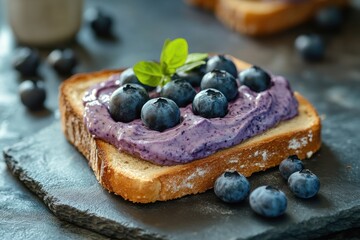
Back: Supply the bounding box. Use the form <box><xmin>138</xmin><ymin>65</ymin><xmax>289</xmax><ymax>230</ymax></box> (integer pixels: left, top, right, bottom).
<box><xmin>214</xmin><ymin>170</ymin><xmax>287</xmax><ymax>218</ymax></box>
<box><xmin>110</xmin><ymin>55</ymin><xmax>273</xmax><ymax>132</ymax></box>
<box><xmin>13</xmin><ymin>7</ymin><xmax>114</xmax><ymax>111</ymax></box>
<box><xmin>13</xmin><ymin>47</ymin><xmax>78</xmax><ymax>111</ymax></box>
<box><xmin>279</xmin><ymin>155</ymin><xmax>320</xmax><ymax>199</ymax></box>
<box><xmin>295</xmin><ymin>6</ymin><xmax>344</xmax><ymax>61</ymax></box>
<box><xmin>214</xmin><ymin>155</ymin><xmax>320</xmax><ymax>218</ymax></box>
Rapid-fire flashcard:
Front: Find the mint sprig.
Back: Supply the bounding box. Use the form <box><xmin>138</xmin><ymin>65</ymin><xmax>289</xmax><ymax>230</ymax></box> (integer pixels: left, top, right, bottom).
<box><xmin>133</xmin><ymin>38</ymin><xmax>208</xmax><ymax>87</ymax></box>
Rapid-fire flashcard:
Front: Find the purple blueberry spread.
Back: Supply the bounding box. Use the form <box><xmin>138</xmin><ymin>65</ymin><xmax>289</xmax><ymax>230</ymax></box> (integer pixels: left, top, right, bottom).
<box><xmin>83</xmin><ymin>74</ymin><xmax>298</xmax><ymax>166</ymax></box>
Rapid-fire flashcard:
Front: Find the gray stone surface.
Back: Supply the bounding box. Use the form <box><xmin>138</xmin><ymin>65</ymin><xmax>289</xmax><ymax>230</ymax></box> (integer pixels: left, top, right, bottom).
<box><xmin>0</xmin><ymin>142</ymin><xmax>109</xmax><ymax>240</ymax></box>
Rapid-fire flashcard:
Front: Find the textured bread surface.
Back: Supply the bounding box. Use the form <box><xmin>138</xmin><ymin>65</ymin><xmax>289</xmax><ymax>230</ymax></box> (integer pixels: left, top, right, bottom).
<box><xmin>187</xmin><ymin>0</ymin><xmax>348</xmax><ymax>35</ymax></box>
<box><xmin>59</xmin><ymin>58</ymin><xmax>321</xmax><ymax>203</ymax></box>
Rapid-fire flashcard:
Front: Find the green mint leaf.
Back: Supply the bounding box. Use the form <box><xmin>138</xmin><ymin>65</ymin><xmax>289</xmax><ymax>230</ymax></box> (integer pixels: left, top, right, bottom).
<box><xmin>160</xmin><ymin>38</ymin><xmax>188</xmax><ymax>71</ymax></box>
<box><xmin>185</xmin><ymin>53</ymin><xmax>208</xmax><ymax>64</ymax></box>
<box><xmin>133</xmin><ymin>61</ymin><xmax>162</xmax><ymax>87</ymax></box>
<box><xmin>134</xmin><ymin>38</ymin><xmax>207</xmax><ymax>89</ymax></box>
<box><xmin>176</xmin><ymin>60</ymin><xmax>206</xmax><ymax>73</ymax></box>
<box><xmin>160</xmin><ymin>75</ymin><xmax>171</xmax><ymax>87</ymax></box>
<box><xmin>160</xmin><ymin>38</ymin><xmax>171</xmax><ymax>64</ymax></box>
<box><xmin>160</xmin><ymin>62</ymin><xmax>176</xmax><ymax>76</ymax></box>
<box><xmin>165</xmin><ymin>67</ymin><xmax>177</xmax><ymax>76</ymax></box>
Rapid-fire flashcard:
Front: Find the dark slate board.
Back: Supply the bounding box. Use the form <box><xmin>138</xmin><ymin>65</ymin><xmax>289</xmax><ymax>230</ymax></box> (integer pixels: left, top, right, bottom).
<box><xmin>3</xmin><ymin>119</ymin><xmax>360</xmax><ymax>240</ymax></box>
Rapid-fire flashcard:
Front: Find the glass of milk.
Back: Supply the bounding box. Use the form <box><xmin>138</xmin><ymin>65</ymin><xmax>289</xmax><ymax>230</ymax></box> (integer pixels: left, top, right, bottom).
<box><xmin>5</xmin><ymin>0</ymin><xmax>83</xmax><ymax>47</ymax></box>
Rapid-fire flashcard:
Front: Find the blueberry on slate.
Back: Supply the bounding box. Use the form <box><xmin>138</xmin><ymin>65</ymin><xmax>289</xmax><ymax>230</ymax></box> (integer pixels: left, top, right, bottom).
<box><xmin>288</xmin><ymin>169</ymin><xmax>320</xmax><ymax>199</ymax></box>
<box><xmin>238</xmin><ymin>66</ymin><xmax>272</xmax><ymax>93</ymax></box>
<box><xmin>249</xmin><ymin>186</ymin><xmax>287</xmax><ymax>218</ymax></box>
<box><xmin>48</xmin><ymin>49</ymin><xmax>77</xmax><ymax>75</ymax></box>
<box><xmin>279</xmin><ymin>155</ymin><xmax>304</xmax><ymax>180</ymax></box>
<box><xmin>119</xmin><ymin>68</ymin><xmax>155</xmax><ymax>91</ymax></box>
<box><xmin>201</xmin><ymin>70</ymin><xmax>238</xmax><ymax>101</ymax></box>
<box><xmin>315</xmin><ymin>6</ymin><xmax>343</xmax><ymax>31</ymax></box>
<box><xmin>214</xmin><ymin>170</ymin><xmax>250</xmax><ymax>203</ymax></box>
<box><xmin>295</xmin><ymin>34</ymin><xmax>325</xmax><ymax>61</ymax></box>
<box><xmin>141</xmin><ymin>98</ymin><xmax>180</xmax><ymax>132</ymax></box>
<box><xmin>192</xmin><ymin>89</ymin><xmax>228</xmax><ymax>118</ymax></box>
<box><xmin>161</xmin><ymin>79</ymin><xmax>196</xmax><ymax>107</ymax></box>
<box><xmin>109</xmin><ymin>84</ymin><xmax>149</xmax><ymax>123</ymax></box>
<box><xmin>18</xmin><ymin>80</ymin><xmax>46</xmax><ymax>111</ymax></box>
<box><xmin>206</xmin><ymin>55</ymin><xmax>238</xmax><ymax>78</ymax></box>
<box><xmin>12</xmin><ymin>47</ymin><xmax>40</xmax><ymax>76</ymax></box>
<box><xmin>86</xmin><ymin>8</ymin><xmax>113</xmax><ymax>36</ymax></box>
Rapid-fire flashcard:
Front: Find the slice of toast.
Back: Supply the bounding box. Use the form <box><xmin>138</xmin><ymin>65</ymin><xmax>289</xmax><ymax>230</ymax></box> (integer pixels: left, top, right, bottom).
<box><xmin>59</xmin><ymin>58</ymin><xmax>321</xmax><ymax>203</ymax></box>
<box><xmin>187</xmin><ymin>0</ymin><xmax>348</xmax><ymax>36</ymax></box>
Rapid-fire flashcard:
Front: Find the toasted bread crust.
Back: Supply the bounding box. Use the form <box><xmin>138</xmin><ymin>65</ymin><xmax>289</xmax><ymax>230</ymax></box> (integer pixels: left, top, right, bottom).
<box><xmin>187</xmin><ymin>0</ymin><xmax>348</xmax><ymax>36</ymax></box>
<box><xmin>59</xmin><ymin>59</ymin><xmax>321</xmax><ymax>203</ymax></box>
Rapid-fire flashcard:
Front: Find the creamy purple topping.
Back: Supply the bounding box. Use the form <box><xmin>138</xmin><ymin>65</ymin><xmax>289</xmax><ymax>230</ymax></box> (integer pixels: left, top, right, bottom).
<box><xmin>83</xmin><ymin>73</ymin><xmax>298</xmax><ymax>166</ymax></box>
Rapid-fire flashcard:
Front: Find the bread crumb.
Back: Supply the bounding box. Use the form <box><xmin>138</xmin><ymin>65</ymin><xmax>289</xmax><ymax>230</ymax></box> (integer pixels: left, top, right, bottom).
<box><xmin>288</xmin><ymin>138</ymin><xmax>301</xmax><ymax>150</ymax></box>
<box><xmin>300</xmin><ymin>137</ymin><xmax>308</xmax><ymax>146</ymax></box>
<box><xmin>254</xmin><ymin>163</ymin><xmax>265</xmax><ymax>168</ymax></box>
<box><xmin>172</xmin><ymin>168</ymin><xmax>208</xmax><ymax>192</ymax></box>
<box><xmin>228</xmin><ymin>159</ymin><xmax>239</xmax><ymax>164</ymax></box>
<box><xmin>261</xmin><ymin>151</ymin><xmax>268</xmax><ymax>161</ymax></box>
<box><xmin>308</xmin><ymin>130</ymin><xmax>313</xmax><ymax>142</ymax></box>
<box><xmin>188</xmin><ymin>168</ymin><xmax>207</xmax><ymax>180</ymax></box>
<box><xmin>288</xmin><ymin>136</ymin><xmax>309</xmax><ymax>150</ymax></box>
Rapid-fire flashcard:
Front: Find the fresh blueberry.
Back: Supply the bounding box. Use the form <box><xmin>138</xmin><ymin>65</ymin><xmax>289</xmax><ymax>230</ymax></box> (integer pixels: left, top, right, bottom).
<box><xmin>192</xmin><ymin>89</ymin><xmax>228</xmax><ymax>118</ymax></box>
<box><xmin>249</xmin><ymin>186</ymin><xmax>287</xmax><ymax>218</ymax></box>
<box><xmin>295</xmin><ymin>34</ymin><xmax>325</xmax><ymax>61</ymax></box>
<box><xmin>206</xmin><ymin>55</ymin><xmax>238</xmax><ymax>78</ymax></box>
<box><xmin>109</xmin><ymin>84</ymin><xmax>149</xmax><ymax>123</ymax></box>
<box><xmin>279</xmin><ymin>155</ymin><xmax>304</xmax><ymax>180</ymax></box>
<box><xmin>48</xmin><ymin>49</ymin><xmax>77</xmax><ymax>75</ymax></box>
<box><xmin>141</xmin><ymin>98</ymin><xmax>180</xmax><ymax>132</ymax></box>
<box><xmin>161</xmin><ymin>79</ymin><xmax>196</xmax><ymax>107</ymax></box>
<box><xmin>214</xmin><ymin>170</ymin><xmax>250</xmax><ymax>203</ymax></box>
<box><xmin>173</xmin><ymin>71</ymin><xmax>203</xmax><ymax>87</ymax></box>
<box><xmin>119</xmin><ymin>68</ymin><xmax>155</xmax><ymax>91</ymax></box>
<box><xmin>288</xmin><ymin>169</ymin><xmax>320</xmax><ymax>199</ymax></box>
<box><xmin>201</xmin><ymin>70</ymin><xmax>238</xmax><ymax>101</ymax></box>
<box><xmin>173</xmin><ymin>59</ymin><xmax>208</xmax><ymax>87</ymax></box>
<box><xmin>18</xmin><ymin>80</ymin><xmax>46</xmax><ymax>111</ymax></box>
<box><xmin>86</xmin><ymin>8</ymin><xmax>113</xmax><ymax>36</ymax></box>
<box><xmin>238</xmin><ymin>66</ymin><xmax>272</xmax><ymax>93</ymax></box>
<box><xmin>197</xmin><ymin>59</ymin><xmax>208</xmax><ymax>75</ymax></box>
<box><xmin>315</xmin><ymin>6</ymin><xmax>343</xmax><ymax>31</ymax></box>
<box><xmin>12</xmin><ymin>47</ymin><xmax>40</xmax><ymax>76</ymax></box>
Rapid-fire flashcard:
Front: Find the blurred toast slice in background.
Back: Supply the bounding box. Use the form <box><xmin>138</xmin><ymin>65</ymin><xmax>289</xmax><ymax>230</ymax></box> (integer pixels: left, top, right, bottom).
<box><xmin>186</xmin><ymin>0</ymin><xmax>348</xmax><ymax>35</ymax></box>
